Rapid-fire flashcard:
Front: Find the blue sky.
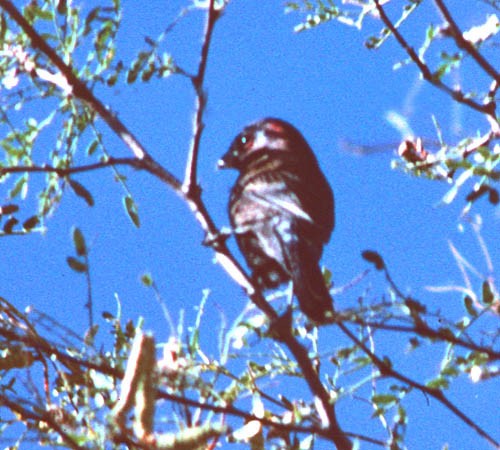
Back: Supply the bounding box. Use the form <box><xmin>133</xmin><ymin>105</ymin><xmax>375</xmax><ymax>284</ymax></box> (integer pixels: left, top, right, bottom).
<box><xmin>1</xmin><ymin>0</ymin><xmax>498</xmax><ymax>448</ymax></box>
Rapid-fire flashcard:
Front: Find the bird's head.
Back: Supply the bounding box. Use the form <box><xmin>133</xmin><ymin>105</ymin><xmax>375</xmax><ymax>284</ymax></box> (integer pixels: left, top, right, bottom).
<box><xmin>218</xmin><ymin>118</ymin><xmax>314</xmax><ymax>171</ymax></box>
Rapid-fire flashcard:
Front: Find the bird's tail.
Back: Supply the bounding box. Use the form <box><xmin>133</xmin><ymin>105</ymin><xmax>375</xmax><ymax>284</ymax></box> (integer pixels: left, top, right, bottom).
<box><xmin>283</xmin><ymin>233</ymin><xmax>334</xmax><ymax>324</ymax></box>
<box><xmin>293</xmin><ymin>257</ymin><xmax>334</xmax><ymax>323</ymax></box>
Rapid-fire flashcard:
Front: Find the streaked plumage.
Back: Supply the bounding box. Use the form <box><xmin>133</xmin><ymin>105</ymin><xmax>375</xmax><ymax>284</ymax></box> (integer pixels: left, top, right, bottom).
<box><xmin>218</xmin><ymin>118</ymin><xmax>335</xmax><ymax>323</ymax></box>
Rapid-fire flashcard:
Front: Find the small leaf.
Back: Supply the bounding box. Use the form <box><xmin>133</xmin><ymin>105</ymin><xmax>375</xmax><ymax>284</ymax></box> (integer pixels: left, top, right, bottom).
<box><xmin>466</xmin><ymin>184</ymin><xmax>488</xmax><ymax>203</ymax></box>
<box><xmin>361</xmin><ymin>250</ymin><xmax>385</xmax><ymax>270</ymax></box>
<box><xmin>86</xmin><ymin>139</ymin><xmax>99</xmax><ymax>156</ymax></box>
<box><xmin>372</xmin><ymin>394</ymin><xmax>397</xmax><ymax>405</ymax></box>
<box><xmin>3</xmin><ymin>217</ymin><xmax>19</xmax><ymax>234</ymax></box>
<box><xmin>9</xmin><ymin>175</ymin><xmax>28</xmax><ymax>199</ymax></box>
<box><xmin>464</xmin><ymin>295</ymin><xmax>477</xmax><ymax>316</ymax></box>
<box><xmin>488</xmin><ymin>188</ymin><xmax>499</xmax><ymax>205</ymax></box>
<box><xmin>482</xmin><ymin>281</ymin><xmax>494</xmax><ymax>304</ymax></box>
<box><xmin>72</xmin><ymin>227</ymin><xmax>87</xmax><ymax>256</ymax></box>
<box><xmin>22</xmin><ymin>215</ymin><xmax>39</xmax><ymax>231</ymax></box>
<box><xmin>68</xmin><ymin>178</ymin><xmax>94</xmax><ymax>206</ymax></box>
<box><xmin>0</xmin><ymin>204</ymin><xmax>19</xmax><ymax>215</ymax></box>
<box><xmin>141</xmin><ymin>273</ymin><xmax>153</xmax><ymax>287</ymax></box>
<box><xmin>123</xmin><ymin>195</ymin><xmax>140</xmax><ymax>228</ymax></box>
<box><xmin>426</xmin><ymin>377</ymin><xmax>449</xmax><ymax>390</ymax></box>
<box><xmin>102</xmin><ymin>311</ymin><xmax>115</xmax><ymax>320</ymax></box>
<box><xmin>66</xmin><ymin>256</ymin><xmax>87</xmax><ymax>273</ymax></box>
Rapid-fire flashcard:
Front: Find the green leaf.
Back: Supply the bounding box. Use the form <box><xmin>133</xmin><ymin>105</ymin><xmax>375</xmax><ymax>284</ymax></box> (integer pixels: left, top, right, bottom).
<box><xmin>441</xmin><ymin>365</ymin><xmax>458</xmax><ymax>377</ymax></box>
<box><xmin>426</xmin><ymin>377</ymin><xmax>449</xmax><ymax>390</ymax></box>
<box><xmin>72</xmin><ymin>227</ymin><xmax>87</xmax><ymax>256</ymax></box>
<box><xmin>361</xmin><ymin>250</ymin><xmax>385</xmax><ymax>270</ymax></box>
<box><xmin>9</xmin><ymin>175</ymin><xmax>28</xmax><ymax>200</ymax></box>
<box><xmin>372</xmin><ymin>394</ymin><xmax>397</xmax><ymax>405</ymax></box>
<box><xmin>141</xmin><ymin>273</ymin><xmax>153</xmax><ymax>287</ymax></box>
<box><xmin>482</xmin><ymin>281</ymin><xmax>494</xmax><ymax>304</ymax></box>
<box><xmin>68</xmin><ymin>178</ymin><xmax>94</xmax><ymax>206</ymax></box>
<box><xmin>66</xmin><ymin>256</ymin><xmax>87</xmax><ymax>273</ymax></box>
<box><xmin>86</xmin><ymin>139</ymin><xmax>99</xmax><ymax>156</ymax></box>
<box><xmin>123</xmin><ymin>195</ymin><xmax>140</xmax><ymax>228</ymax></box>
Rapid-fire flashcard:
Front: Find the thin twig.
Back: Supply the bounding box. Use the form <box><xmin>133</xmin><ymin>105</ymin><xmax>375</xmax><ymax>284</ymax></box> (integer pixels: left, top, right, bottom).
<box><xmin>373</xmin><ymin>0</ymin><xmax>494</xmax><ymax>117</ymax></box>
<box><xmin>336</xmin><ymin>321</ymin><xmax>499</xmax><ymax>448</ymax></box>
<box><xmin>183</xmin><ymin>0</ymin><xmax>220</xmax><ymax>195</ymax></box>
<box><xmin>0</xmin><ymin>0</ymin><xmax>159</xmax><ymax>166</ymax></box>
<box><xmin>341</xmin><ymin>316</ymin><xmax>500</xmax><ymax>360</ymax></box>
<box><xmin>0</xmin><ymin>157</ymin><xmax>142</xmax><ymax>177</ymax></box>
<box><xmin>434</xmin><ymin>0</ymin><xmax>500</xmax><ymax>84</ymax></box>
<box><xmin>0</xmin><ymin>397</ymin><xmax>82</xmax><ymax>450</ymax></box>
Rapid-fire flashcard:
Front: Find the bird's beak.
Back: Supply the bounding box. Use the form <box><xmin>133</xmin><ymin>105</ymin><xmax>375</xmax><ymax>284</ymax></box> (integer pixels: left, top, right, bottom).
<box><xmin>217</xmin><ymin>158</ymin><xmax>227</xmax><ymax>169</ymax></box>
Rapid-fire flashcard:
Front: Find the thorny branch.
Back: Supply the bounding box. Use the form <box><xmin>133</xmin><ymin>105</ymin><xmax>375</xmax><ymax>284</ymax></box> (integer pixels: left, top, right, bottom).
<box><xmin>0</xmin><ymin>1</ymin><xmax>352</xmax><ymax>448</ymax></box>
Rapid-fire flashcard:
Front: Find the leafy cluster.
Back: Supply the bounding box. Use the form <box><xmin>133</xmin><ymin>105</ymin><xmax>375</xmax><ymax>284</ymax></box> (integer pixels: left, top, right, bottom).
<box><xmin>287</xmin><ymin>0</ymin><xmax>500</xmax><ymax>214</ymax></box>
<box><xmin>0</xmin><ymin>1</ymin><xmax>498</xmax><ymax>449</ymax></box>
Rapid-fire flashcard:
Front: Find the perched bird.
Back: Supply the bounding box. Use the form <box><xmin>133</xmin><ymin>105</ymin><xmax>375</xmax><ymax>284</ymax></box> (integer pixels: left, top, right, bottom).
<box><xmin>218</xmin><ymin>118</ymin><xmax>335</xmax><ymax>323</ymax></box>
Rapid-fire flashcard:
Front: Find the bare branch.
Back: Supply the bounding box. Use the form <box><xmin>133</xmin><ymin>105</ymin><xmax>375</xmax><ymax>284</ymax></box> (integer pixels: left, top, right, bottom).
<box><xmin>183</xmin><ymin>0</ymin><xmax>221</xmax><ymax>195</ymax></box>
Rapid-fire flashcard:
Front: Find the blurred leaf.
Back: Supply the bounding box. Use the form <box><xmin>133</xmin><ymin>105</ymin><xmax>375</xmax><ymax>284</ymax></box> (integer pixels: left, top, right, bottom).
<box><xmin>141</xmin><ymin>273</ymin><xmax>153</xmax><ymax>287</ymax></box>
<box><xmin>488</xmin><ymin>188</ymin><xmax>499</xmax><ymax>204</ymax></box>
<box><xmin>9</xmin><ymin>175</ymin><xmax>28</xmax><ymax>200</ymax></box>
<box><xmin>372</xmin><ymin>394</ymin><xmax>397</xmax><ymax>405</ymax></box>
<box><xmin>66</xmin><ymin>256</ymin><xmax>87</xmax><ymax>273</ymax></box>
<box><xmin>482</xmin><ymin>281</ymin><xmax>494</xmax><ymax>304</ymax></box>
<box><xmin>86</xmin><ymin>139</ymin><xmax>99</xmax><ymax>156</ymax></box>
<box><xmin>22</xmin><ymin>215</ymin><xmax>39</xmax><ymax>231</ymax></box>
<box><xmin>123</xmin><ymin>195</ymin><xmax>140</xmax><ymax>228</ymax></box>
<box><xmin>3</xmin><ymin>217</ymin><xmax>19</xmax><ymax>234</ymax></box>
<box><xmin>426</xmin><ymin>377</ymin><xmax>449</xmax><ymax>390</ymax></box>
<box><xmin>361</xmin><ymin>250</ymin><xmax>385</xmax><ymax>270</ymax></box>
<box><xmin>0</xmin><ymin>204</ymin><xmax>19</xmax><ymax>215</ymax></box>
<box><xmin>464</xmin><ymin>295</ymin><xmax>477</xmax><ymax>317</ymax></box>
<box><xmin>68</xmin><ymin>178</ymin><xmax>94</xmax><ymax>206</ymax></box>
<box><xmin>72</xmin><ymin>227</ymin><xmax>87</xmax><ymax>256</ymax></box>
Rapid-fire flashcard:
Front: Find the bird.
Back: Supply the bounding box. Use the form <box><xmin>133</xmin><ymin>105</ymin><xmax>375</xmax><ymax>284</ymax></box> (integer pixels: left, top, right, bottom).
<box><xmin>218</xmin><ymin>118</ymin><xmax>335</xmax><ymax>323</ymax></box>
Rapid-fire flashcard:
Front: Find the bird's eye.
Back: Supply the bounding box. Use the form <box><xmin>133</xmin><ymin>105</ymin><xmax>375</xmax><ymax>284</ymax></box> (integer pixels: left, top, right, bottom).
<box><xmin>240</xmin><ymin>133</ymin><xmax>253</xmax><ymax>150</ymax></box>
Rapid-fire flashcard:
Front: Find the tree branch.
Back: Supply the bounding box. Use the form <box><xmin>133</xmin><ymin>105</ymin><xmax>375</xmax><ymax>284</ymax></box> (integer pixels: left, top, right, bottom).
<box><xmin>183</xmin><ymin>0</ymin><xmax>220</xmax><ymax>195</ymax></box>
<box><xmin>0</xmin><ymin>3</ymin><xmax>353</xmax><ymax>447</ymax></box>
<box><xmin>373</xmin><ymin>0</ymin><xmax>496</xmax><ymax>118</ymax></box>
<box><xmin>434</xmin><ymin>0</ymin><xmax>500</xmax><ymax>84</ymax></box>
<box><xmin>0</xmin><ymin>157</ymin><xmax>142</xmax><ymax>177</ymax></box>
<box><xmin>337</xmin><ymin>321</ymin><xmax>499</xmax><ymax>448</ymax></box>
<box><xmin>0</xmin><ymin>0</ymin><xmax>174</xmax><ymax>176</ymax></box>
<box><xmin>0</xmin><ymin>396</ymin><xmax>82</xmax><ymax>450</ymax></box>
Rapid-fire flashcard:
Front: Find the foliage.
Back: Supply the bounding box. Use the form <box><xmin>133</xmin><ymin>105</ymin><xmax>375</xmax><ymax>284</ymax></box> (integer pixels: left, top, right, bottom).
<box><xmin>286</xmin><ymin>0</ymin><xmax>500</xmax><ymax>216</ymax></box>
<box><xmin>0</xmin><ymin>0</ymin><xmax>499</xmax><ymax>449</ymax></box>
